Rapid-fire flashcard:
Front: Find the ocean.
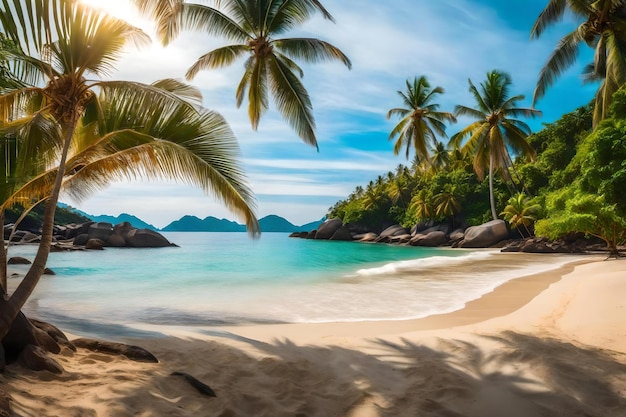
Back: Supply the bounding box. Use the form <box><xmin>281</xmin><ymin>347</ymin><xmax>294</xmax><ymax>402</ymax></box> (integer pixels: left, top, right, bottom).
<box><xmin>7</xmin><ymin>232</ymin><xmax>578</xmax><ymax>338</ymax></box>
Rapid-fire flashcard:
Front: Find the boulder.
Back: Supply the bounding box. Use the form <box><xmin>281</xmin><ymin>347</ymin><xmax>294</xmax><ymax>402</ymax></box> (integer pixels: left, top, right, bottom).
<box><xmin>411</xmin><ymin>231</ymin><xmax>448</xmax><ymax>247</ymax></box>
<box><xmin>73</xmin><ymin>233</ymin><xmax>89</xmax><ymax>246</ymax></box>
<box><xmin>356</xmin><ymin>232</ymin><xmax>379</xmax><ymax>242</ymax></box>
<box><xmin>449</xmin><ymin>229</ymin><xmax>465</xmax><ymax>242</ymax></box>
<box><xmin>389</xmin><ymin>234</ymin><xmax>412</xmax><ymax>244</ymax></box>
<box><xmin>106</xmin><ymin>234</ymin><xmax>126</xmax><ymax>247</ymax></box>
<box><xmin>380</xmin><ymin>225</ymin><xmax>409</xmax><ymax>238</ymax></box>
<box><xmin>329</xmin><ymin>226</ymin><xmax>353</xmax><ymax>241</ymax></box>
<box><xmin>85</xmin><ymin>239</ymin><xmax>105</xmax><ymax>250</ymax></box>
<box><xmin>113</xmin><ymin>222</ymin><xmax>135</xmax><ymax>240</ymax></box>
<box><xmin>8</xmin><ymin>257</ymin><xmax>31</xmax><ymax>265</ymax></box>
<box><xmin>18</xmin><ymin>344</ymin><xmax>64</xmax><ymax>374</ymax></box>
<box><xmin>19</xmin><ymin>231</ymin><xmax>39</xmax><ymax>243</ymax></box>
<box><xmin>315</xmin><ymin>219</ymin><xmax>343</xmax><ymax>240</ymax></box>
<box><xmin>43</xmin><ymin>268</ymin><xmax>55</xmax><ymax>275</ymax></box>
<box><xmin>125</xmin><ymin>229</ymin><xmax>171</xmax><ymax>248</ymax></box>
<box><xmin>458</xmin><ymin>220</ymin><xmax>508</xmax><ymax>248</ymax></box>
<box><xmin>88</xmin><ymin>222</ymin><xmax>114</xmax><ymax>241</ymax></box>
<box><xmin>306</xmin><ymin>230</ymin><xmax>317</xmax><ymax>239</ymax></box>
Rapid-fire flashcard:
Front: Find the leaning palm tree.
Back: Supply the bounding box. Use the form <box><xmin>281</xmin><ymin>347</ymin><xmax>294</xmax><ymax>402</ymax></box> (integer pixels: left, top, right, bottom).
<box><xmin>387</xmin><ymin>76</ymin><xmax>457</xmax><ymax>161</ymax></box>
<box><xmin>0</xmin><ymin>0</ymin><xmax>258</xmax><ymax>342</ymax></box>
<box><xmin>450</xmin><ymin>70</ymin><xmax>541</xmax><ymax>221</ymax></box>
<box><xmin>531</xmin><ymin>0</ymin><xmax>626</xmax><ymax>125</ymax></box>
<box><xmin>132</xmin><ymin>0</ymin><xmax>352</xmax><ymax>148</ymax></box>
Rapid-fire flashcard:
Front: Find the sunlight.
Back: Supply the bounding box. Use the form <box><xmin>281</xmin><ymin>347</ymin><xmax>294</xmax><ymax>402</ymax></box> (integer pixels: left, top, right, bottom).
<box><xmin>80</xmin><ymin>0</ymin><xmax>144</xmax><ymax>26</ymax></box>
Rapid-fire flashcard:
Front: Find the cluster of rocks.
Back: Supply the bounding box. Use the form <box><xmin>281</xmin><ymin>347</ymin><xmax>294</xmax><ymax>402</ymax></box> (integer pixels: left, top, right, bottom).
<box><xmin>290</xmin><ymin>218</ymin><xmax>511</xmax><ymax>248</ymax></box>
<box><xmin>4</xmin><ymin>221</ymin><xmax>175</xmax><ymax>250</ymax></box>
<box><xmin>291</xmin><ymin>218</ymin><xmax>602</xmax><ymax>253</ymax></box>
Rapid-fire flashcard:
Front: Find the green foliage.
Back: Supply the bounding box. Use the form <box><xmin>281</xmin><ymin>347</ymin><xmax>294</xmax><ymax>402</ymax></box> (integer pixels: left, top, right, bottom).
<box><xmin>500</xmin><ymin>192</ymin><xmax>542</xmax><ymax>237</ymax></box>
<box><xmin>536</xmin><ymin>190</ymin><xmax>625</xmax><ymax>254</ymax></box>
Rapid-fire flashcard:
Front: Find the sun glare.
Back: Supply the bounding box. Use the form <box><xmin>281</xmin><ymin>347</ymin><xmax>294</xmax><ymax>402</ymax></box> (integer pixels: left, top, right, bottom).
<box><xmin>80</xmin><ymin>0</ymin><xmax>144</xmax><ymax>25</ymax></box>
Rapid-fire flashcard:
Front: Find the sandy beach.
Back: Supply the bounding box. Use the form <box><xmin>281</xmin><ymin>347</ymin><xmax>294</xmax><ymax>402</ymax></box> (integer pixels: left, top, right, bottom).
<box><xmin>1</xmin><ymin>254</ymin><xmax>624</xmax><ymax>416</ymax></box>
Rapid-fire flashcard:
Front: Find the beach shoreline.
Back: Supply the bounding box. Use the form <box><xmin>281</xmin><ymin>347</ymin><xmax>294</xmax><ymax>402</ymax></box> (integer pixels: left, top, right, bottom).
<box><xmin>2</xmin><ymin>253</ymin><xmax>625</xmax><ymax>416</ymax></box>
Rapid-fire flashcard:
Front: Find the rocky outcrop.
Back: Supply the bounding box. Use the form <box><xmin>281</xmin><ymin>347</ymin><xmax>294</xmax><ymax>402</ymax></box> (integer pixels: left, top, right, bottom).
<box><xmin>315</xmin><ymin>219</ymin><xmax>343</xmax><ymax>240</ymax></box>
<box><xmin>458</xmin><ymin>220</ymin><xmax>508</xmax><ymax>248</ymax></box>
<box><xmin>68</xmin><ymin>221</ymin><xmax>174</xmax><ymax>249</ymax></box>
<box><xmin>410</xmin><ymin>231</ymin><xmax>448</xmax><ymax>247</ymax></box>
<box><xmin>329</xmin><ymin>226</ymin><xmax>353</xmax><ymax>241</ymax></box>
<box><xmin>380</xmin><ymin>225</ymin><xmax>410</xmax><ymax>238</ymax></box>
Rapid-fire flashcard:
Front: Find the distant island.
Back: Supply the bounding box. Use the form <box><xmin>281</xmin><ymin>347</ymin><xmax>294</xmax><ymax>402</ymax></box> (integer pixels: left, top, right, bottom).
<box><xmin>61</xmin><ymin>204</ymin><xmax>324</xmax><ymax>233</ymax></box>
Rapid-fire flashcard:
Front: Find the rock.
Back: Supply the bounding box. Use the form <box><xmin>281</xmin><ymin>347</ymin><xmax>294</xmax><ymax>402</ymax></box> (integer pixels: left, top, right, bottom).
<box><xmin>85</xmin><ymin>238</ymin><xmax>105</xmax><ymax>250</ymax></box>
<box><xmin>106</xmin><ymin>233</ymin><xmax>126</xmax><ymax>247</ymax></box>
<box><xmin>2</xmin><ymin>312</ymin><xmax>62</xmax><ymax>362</ymax></box>
<box><xmin>18</xmin><ymin>344</ymin><xmax>64</xmax><ymax>374</ymax></box>
<box><xmin>329</xmin><ymin>226</ymin><xmax>353</xmax><ymax>241</ymax></box>
<box><xmin>421</xmin><ymin>224</ymin><xmax>451</xmax><ymax>235</ymax></box>
<box><xmin>411</xmin><ymin>231</ymin><xmax>448</xmax><ymax>247</ymax></box>
<box><xmin>389</xmin><ymin>234</ymin><xmax>412</xmax><ymax>244</ymax></box>
<box><xmin>305</xmin><ymin>230</ymin><xmax>317</xmax><ymax>239</ymax></box>
<box><xmin>19</xmin><ymin>231</ymin><xmax>39</xmax><ymax>243</ymax></box>
<box><xmin>380</xmin><ymin>225</ymin><xmax>410</xmax><ymax>238</ymax></box>
<box><xmin>7</xmin><ymin>257</ymin><xmax>31</xmax><ymax>265</ymax></box>
<box><xmin>113</xmin><ymin>222</ymin><xmax>135</xmax><ymax>240</ymax></box>
<box><xmin>458</xmin><ymin>220</ymin><xmax>509</xmax><ymax>248</ymax></box>
<box><xmin>73</xmin><ymin>233</ymin><xmax>89</xmax><ymax>246</ymax></box>
<box><xmin>125</xmin><ymin>229</ymin><xmax>172</xmax><ymax>248</ymax></box>
<box><xmin>88</xmin><ymin>222</ymin><xmax>114</xmax><ymax>241</ymax></box>
<box><xmin>30</xmin><ymin>319</ymin><xmax>76</xmax><ymax>352</ymax></box>
<box><xmin>73</xmin><ymin>338</ymin><xmax>158</xmax><ymax>363</ymax></box>
<box><xmin>315</xmin><ymin>219</ymin><xmax>343</xmax><ymax>240</ymax></box>
<box><xmin>43</xmin><ymin>268</ymin><xmax>55</xmax><ymax>275</ymax></box>
<box><xmin>171</xmin><ymin>371</ymin><xmax>217</xmax><ymax>397</ymax></box>
<box><xmin>449</xmin><ymin>229</ymin><xmax>465</xmax><ymax>242</ymax></box>
<box><xmin>357</xmin><ymin>232</ymin><xmax>379</xmax><ymax>242</ymax></box>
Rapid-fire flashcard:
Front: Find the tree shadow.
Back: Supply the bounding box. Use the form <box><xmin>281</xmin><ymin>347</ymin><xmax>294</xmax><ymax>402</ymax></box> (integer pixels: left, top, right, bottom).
<box><xmin>1</xmin><ymin>330</ymin><xmax>625</xmax><ymax>417</ymax></box>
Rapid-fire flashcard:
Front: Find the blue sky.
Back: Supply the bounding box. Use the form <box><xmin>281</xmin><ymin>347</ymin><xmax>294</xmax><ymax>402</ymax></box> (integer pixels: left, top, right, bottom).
<box><xmin>72</xmin><ymin>0</ymin><xmax>597</xmax><ymax>229</ymax></box>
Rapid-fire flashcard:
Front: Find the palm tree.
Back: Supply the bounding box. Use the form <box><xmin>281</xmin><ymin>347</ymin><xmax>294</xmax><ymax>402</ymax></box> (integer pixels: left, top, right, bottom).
<box><xmin>500</xmin><ymin>192</ymin><xmax>542</xmax><ymax>238</ymax></box>
<box><xmin>429</xmin><ymin>140</ymin><xmax>451</xmax><ymax>173</ymax></box>
<box><xmin>387</xmin><ymin>76</ymin><xmax>456</xmax><ymax>161</ymax></box>
<box><xmin>132</xmin><ymin>0</ymin><xmax>351</xmax><ymax>148</ymax></box>
<box><xmin>433</xmin><ymin>186</ymin><xmax>461</xmax><ymax>227</ymax></box>
<box><xmin>450</xmin><ymin>70</ymin><xmax>541</xmax><ymax>221</ymax></box>
<box><xmin>0</xmin><ymin>0</ymin><xmax>258</xmax><ymax>340</ymax></box>
<box><xmin>531</xmin><ymin>0</ymin><xmax>626</xmax><ymax>125</ymax></box>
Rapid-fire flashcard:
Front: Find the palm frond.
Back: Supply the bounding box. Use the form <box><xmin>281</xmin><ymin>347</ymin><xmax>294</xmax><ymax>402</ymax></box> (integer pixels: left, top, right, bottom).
<box><xmin>273</xmin><ymin>38</ymin><xmax>351</xmax><ymax>69</ymax></box>
<box><xmin>267</xmin><ymin>53</ymin><xmax>316</xmax><ymax>148</ymax></box>
<box><xmin>185</xmin><ymin>44</ymin><xmax>249</xmax><ymax>80</ymax></box>
<box><xmin>533</xmin><ymin>30</ymin><xmax>583</xmax><ymax>104</ymax></box>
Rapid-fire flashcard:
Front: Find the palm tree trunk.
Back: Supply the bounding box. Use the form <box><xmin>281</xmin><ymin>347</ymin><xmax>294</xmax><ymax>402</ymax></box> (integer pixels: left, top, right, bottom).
<box><xmin>489</xmin><ymin>152</ymin><xmax>498</xmax><ymax>221</ymax></box>
<box><xmin>0</xmin><ymin>209</ymin><xmax>6</xmax><ymax>297</ymax></box>
<box><xmin>0</xmin><ymin>121</ymin><xmax>76</xmax><ymax>340</ymax></box>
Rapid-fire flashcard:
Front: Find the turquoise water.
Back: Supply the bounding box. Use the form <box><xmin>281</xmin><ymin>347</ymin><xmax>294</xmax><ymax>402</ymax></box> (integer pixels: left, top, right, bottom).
<box><xmin>6</xmin><ymin>232</ymin><xmax>577</xmax><ymax>336</ymax></box>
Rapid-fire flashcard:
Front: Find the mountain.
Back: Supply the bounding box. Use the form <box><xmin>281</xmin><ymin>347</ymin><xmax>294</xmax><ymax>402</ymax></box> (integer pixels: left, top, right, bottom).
<box><xmin>59</xmin><ymin>203</ymin><xmax>158</xmax><ymax>230</ymax></box>
<box><xmin>162</xmin><ymin>215</ymin><xmax>246</xmax><ymax>232</ymax></box>
<box><xmin>162</xmin><ymin>215</ymin><xmax>325</xmax><ymax>232</ymax></box>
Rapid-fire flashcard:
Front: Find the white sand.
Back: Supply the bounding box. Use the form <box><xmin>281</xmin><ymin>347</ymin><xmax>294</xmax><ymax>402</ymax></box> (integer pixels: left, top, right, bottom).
<box><xmin>1</xmin><ymin>255</ymin><xmax>624</xmax><ymax>416</ymax></box>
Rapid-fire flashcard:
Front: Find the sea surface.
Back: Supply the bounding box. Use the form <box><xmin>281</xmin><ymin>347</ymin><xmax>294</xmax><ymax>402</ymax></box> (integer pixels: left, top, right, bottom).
<box><xmin>7</xmin><ymin>232</ymin><xmax>579</xmax><ymax>337</ymax></box>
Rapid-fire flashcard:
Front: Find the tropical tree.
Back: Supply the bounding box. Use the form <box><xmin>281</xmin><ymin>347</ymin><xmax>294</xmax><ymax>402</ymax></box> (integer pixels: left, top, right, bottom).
<box><xmin>132</xmin><ymin>0</ymin><xmax>351</xmax><ymax>148</ymax></box>
<box><xmin>450</xmin><ymin>70</ymin><xmax>541</xmax><ymax>221</ymax></box>
<box><xmin>531</xmin><ymin>0</ymin><xmax>626</xmax><ymax>125</ymax></box>
<box><xmin>387</xmin><ymin>76</ymin><xmax>456</xmax><ymax>161</ymax></box>
<box><xmin>429</xmin><ymin>140</ymin><xmax>451</xmax><ymax>173</ymax></box>
<box><xmin>500</xmin><ymin>192</ymin><xmax>542</xmax><ymax>237</ymax></box>
<box><xmin>0</xmin><ymin>0</ymin><xmax>258</xmax><ymax>344</ymax></box>
<box><xmin>432</xmin><ymin>185</ymin><xmax>461</xmax><ymax>229</ymax></box>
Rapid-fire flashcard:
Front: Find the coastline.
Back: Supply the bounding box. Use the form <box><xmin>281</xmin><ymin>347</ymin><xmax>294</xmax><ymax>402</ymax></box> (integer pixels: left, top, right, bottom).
<box><xmin>2</xmin><ymin>253</ymin><xmax>625</xmax><ymax>416</ymax></box>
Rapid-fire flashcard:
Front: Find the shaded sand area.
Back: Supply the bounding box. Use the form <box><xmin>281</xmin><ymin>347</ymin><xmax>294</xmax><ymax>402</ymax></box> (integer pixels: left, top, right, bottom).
<box><xmin>1</xmin><ymin>255</ymin><xmax>625</xmax><ymax>416</ymax></box>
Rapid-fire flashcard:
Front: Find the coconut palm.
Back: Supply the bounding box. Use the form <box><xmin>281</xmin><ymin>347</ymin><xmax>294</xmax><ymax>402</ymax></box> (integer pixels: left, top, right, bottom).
<box><xmin>450</xmin><ymin>70</ymin><xmax>541</xmax><ymax>221</ymax></box>
<box><xmin>500</xmin><ymin>192</ymin><xmax>542</xmax><ymax>238</ymax></box>
<box><xmin>387</xmin><ymin>76</ymin><xmax>456</xmax><ymax>161</ymax></box>
<box><xmin>531</xmin><ymin>0</ymin><xmax>626</xmax><ymax>125</ymax></box>
<box><xmin>132</xmin><ymin>0</ymin><xmax>351</xmax><ymax>148</ymax></box>
<box><xmin>429</xmin><ymin>140</ymin><xmax>451</xmax><ymax>173</ymax></box>
<box><xmin>0</xmin><ymin>0</ymin><xmax>258</xmax><ymax>340</ymax></box>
